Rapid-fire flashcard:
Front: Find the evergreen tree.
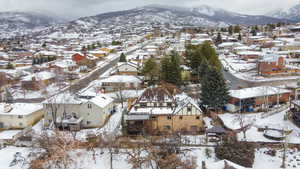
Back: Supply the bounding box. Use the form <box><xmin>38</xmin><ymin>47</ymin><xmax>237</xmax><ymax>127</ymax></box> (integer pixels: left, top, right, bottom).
<box><xmin>238</xmin><ymin>33</ymin><xmax>242</xmax><ymax>41</ymax></box>
<box><xmin>6</xmin><ymin>62</ymin><xmax>14</xmax><ymax>69</ymax></box>
<box><xmin>233</xmin><ymin>25</ymin><xmax>241</xmax><ymax>33</ymax></box>
<box><xmin>160</xmin><ymin>51</ymin><xmax>182</xmax><ymax>85</ymax></box>
<box><xmin>228</xmin><ymin>25</ymin><xmax>233</xmax><ymax>35</ymax></box>
<box><xmin>216</xmin><ymin>32</ymin><xmax>222</xmax><ymax>45</ymax></box>
<box><xmin>201</xmin><ymin>41</ymin><xmax>222</xmax><ymax>70</ymax></box>
<box><xmin>141</xmin><ymin>58</ymin><xmax>159</xmax><ymax>85</ymax></box>
<box><xmin>200</xmin><ymin>66</ymin><xmax>230</xmax><ymax>111</ymax></box>
<box><xmin>119</xmin><ymin>53</ymin><xmax>127</xmax><ymax>62</ymax></box>
<box><xmin>42</xmin><ymin>42</ymin><xmax>47</xmax><ymax>48</ymax></box>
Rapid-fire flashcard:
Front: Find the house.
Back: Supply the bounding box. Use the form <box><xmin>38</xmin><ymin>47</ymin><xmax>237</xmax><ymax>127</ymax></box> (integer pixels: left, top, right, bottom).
<box><xmin>124</xmin><ymin>86</ymin><xmax>204</xmax><ymax>135</ymax></box>
<box><xmin>43</xmin><ymin>93</ymin><xmax>115</xmax><ymax>131</ymax></box>
<box><xmin>226</xmin><ymin>86</ymin><xmax>291</xmax><ymax>113</ymax></box>
<box><xmin>51</xmin><ymin>59</ymin><xmax>77</xmax><ymax>72</ymax></box>
<box><xmin>21</xmin><ymin>71</ymin><xmax>55</xmax><ymax>90</ymax></box>
<box><xmin>72</xmin><ymin>53</ymin><xmax>86</xmax><ymax>62</ymax></box>
<box><xmin>98</xmin><ymin>75</ymin><xmax>144</xmax><ymax>93</ymax></box>
<box><xmin>114</xmin><ymin>62</ymin><xmax>139</xmax><ymax>75</ymax></box>
<box><xmin>237</xmin><ymin>51</ymin><xmax>262</xmax><ymax>60</ymax></box>
<box><xmin>0</xmin><ymin>103</ymin><xmax>43</xmax><ymax>129</ymax></box>
<box><xmin>258</xmin><ymin>54</ymin><xmax>286</xmax><ymax>75</ymax></box>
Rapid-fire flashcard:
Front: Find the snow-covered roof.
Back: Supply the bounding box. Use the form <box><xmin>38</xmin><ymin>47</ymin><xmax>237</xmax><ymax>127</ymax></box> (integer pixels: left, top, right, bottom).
<box><xmin>237</xmin><ymin>51</ymin><xmax>262</xmax><ymax>56</ymax></box>
<box><xmin>230</xmin><ymin>86</ymin><xmax>291</xmax><ymax>100</ymax></box>
<box><xmin>99</xmin><ymin>75</ymin><xmax>142</xmax><ymax>83</ymax></box>
<box><xmin>260</xmin><ymin>53</ymin><xmax>282</xmax><ymax>62</ymax></box>
<box><xmin>22</xmin><ymin>71</ymin><xmax>55</xmax><ymax>81</ymax></box>
<box><xmin>0</xmin><ymin>103</ymin><xmax>42</xmax><ymax>116</ymax></box>
<box><xmin>89</xmin><ymin>95</ymin><xmax>114</xmax><ymax>108</ymax></box>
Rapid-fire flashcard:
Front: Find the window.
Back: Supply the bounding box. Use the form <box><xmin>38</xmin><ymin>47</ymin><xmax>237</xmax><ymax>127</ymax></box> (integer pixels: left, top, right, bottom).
<box><xmin>196</xmin><ymin>116</ymin><xmax>200</xmax><ymax>120</ymax></box>
<box><xmin>18</xmin><ymin>115</ymin><xmax>23</xmax><ymax>119</ymax></box>
<box><xmin>19</xmin><ymin>122</ymin><xmax>23</xmax><ymax>126</ymax></box>
<box><xmin>167</xmin><ymin>116</ymin><xmax>172</xmax><ymax>120</ymax></box>
<box><xmin>167</xmin><ymin>103</ymin><xmax>172</xmax><ymax>107</ymax></box>
<box><xmin>190</xmin><ymin>125</ymin><xmax>198</xmax><ymax>131</ymax></box>
<box><xmin>140</xmin><ymin>103</ymin><xmax>147</xmax><ymax>107</ymax></box>
<box><xmin>164</xmin><ymin>125</ymin><xmax>171</xmax><ymax>130</ymax></box>
<box><xmin>179</xmin><ymin>116</ymin><xmax>183</xmax><ymax>120</ymax></box>
<box><xmin>187</xmin><ymin>107</ymin><xmax>192</xmax><ymax>112</ymax></box>
<box><xmin>87</xmin><ymin>121</ymin><xmax>91</xmax><ymax>125</ymax></box>
<box><xmin>151</xmin><ymin>116</ymin><xmax>156</xmax><ymax>119</ymax></box>
<box><xmin>87</xmin><ymin>104</ymin><xmax>92</xmax><ymax>109</ymax></box>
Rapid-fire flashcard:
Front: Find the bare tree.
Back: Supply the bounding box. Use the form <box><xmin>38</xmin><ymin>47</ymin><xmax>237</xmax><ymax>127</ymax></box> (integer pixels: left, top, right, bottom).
<box><xmin>29</xmin><ymin>130</ymin><xmax>80</xmax><ymax>169</ymax></box>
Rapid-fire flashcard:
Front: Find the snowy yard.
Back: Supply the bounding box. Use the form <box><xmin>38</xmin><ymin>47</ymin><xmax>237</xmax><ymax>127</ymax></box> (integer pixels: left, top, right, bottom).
<box><xmin>219</xmin><ymin>109</ymin><xmax>300</xmax><ymax>144</ymax></box>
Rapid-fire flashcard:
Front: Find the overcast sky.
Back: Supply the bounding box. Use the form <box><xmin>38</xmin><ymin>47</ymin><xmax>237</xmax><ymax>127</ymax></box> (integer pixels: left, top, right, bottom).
<box><xmin>1</xmin><ymin>0</ymin><xmax>300</xmax><ymax>20</ymax></box>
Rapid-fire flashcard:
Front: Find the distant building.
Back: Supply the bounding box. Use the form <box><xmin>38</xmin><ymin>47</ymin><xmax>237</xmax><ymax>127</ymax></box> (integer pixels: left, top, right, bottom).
<box><xmin>258</xmin><ymin>54</ymin><xmax>285</xmax><ymax>75</ymax></box>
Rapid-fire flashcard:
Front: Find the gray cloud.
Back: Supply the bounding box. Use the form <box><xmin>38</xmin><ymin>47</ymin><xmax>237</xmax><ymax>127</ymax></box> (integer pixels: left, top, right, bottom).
<box><xmin>0</xmin><ymin>0</ymin><xmax>300</xmax><ymax>20</ymax></box>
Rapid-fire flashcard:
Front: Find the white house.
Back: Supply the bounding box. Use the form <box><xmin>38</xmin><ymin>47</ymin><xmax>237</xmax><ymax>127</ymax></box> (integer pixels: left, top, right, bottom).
<box><xmin>0</xmin><ymin>103</ymin><xmax>43</xmax><ymax>129</ymax></box>
<box><xmin>114</xmin><ymin>62</ymin><xmax>139</xmax><ymax>75</ymax></box>
<box><xmin>43</xmin><ymin>93</ymin><xmax>115</xmax><ymax>130</ymax></box>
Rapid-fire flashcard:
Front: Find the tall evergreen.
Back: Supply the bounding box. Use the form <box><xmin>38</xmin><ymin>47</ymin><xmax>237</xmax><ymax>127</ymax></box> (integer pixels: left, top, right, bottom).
<box><xmin>228</xmin><ymin>25</ymin><xmax>233</xmax><ymax>35</ymax></box>
<box><xmin>238</xmin><ymin>33</ymin><xmax>242</xmax><ymax>41</ymax></box>
<box><xmin>201</xmin><ymin>66</ymin><xmax>230</xmax><ymax>110</ymax></box>
<box><xmin>119</xmin><ymin>53</ymin><xmax>127</xmax><ymax>62</ymax></box>
<box><xmin>201</xmin><ymin>41</ymin><xmax>222</xmax><ymax>70</ymax></box>
<box><xmin>160</xmin><ymin>51</ymin><xmax>182</xmax><ymax>86</ymax></box>
<box><xmin>233</xmin><ymin>25</ymin><xmax>241</xmax><ymax>33</ymax></box>
<box><xmin>216</xmin><ymin>32</ymin><xmax>222</xmax><ymax>45</ymax></box>
<box><xmin>141</xmin><ymin>58</ymin><xmax>159</xmax><ymax>85</ymax></box>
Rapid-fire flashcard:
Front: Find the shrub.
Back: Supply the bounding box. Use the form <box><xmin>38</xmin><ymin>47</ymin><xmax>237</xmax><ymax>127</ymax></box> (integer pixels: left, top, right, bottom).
<box><xmin>215</xmin><ymin>141</ymin><xmax>255</xmax><ymax>168</ymax></box>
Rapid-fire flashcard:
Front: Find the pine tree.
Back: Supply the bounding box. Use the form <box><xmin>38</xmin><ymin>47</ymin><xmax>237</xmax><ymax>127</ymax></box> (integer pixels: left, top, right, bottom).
<box><xmin>200</xmin><ymin>66</ymin><xmax>230</xmax><ymax>111</ymax></box>
<box><xmin>141</xmin><ymin>58</ymin><xmax>159</xmax><ymax>85</ymax></box>
<box><xmin>119</xmin><ymin>53</ymin><xmax>127</xmax><ymax>62</ymax></box>
<box><xmin>160</xmin><ymin>51</ymin><xmax>182</xmax><ymax>86</ymax></box>
<box><xmin>233</xmin><ymin>25</ymin><xmax>241</xmax><ymax>33</ymax></box>
<box><xmin>228</xmin><ymin>25</ymin><xmax>233</xmax><ymax>35</ymax></box>
<box><xmin>238</xmin><ymin>33</ymin><xmax>242</xmax><ymax>41</ymax></box>
<box><xmin>201</xmin><ymin>41</ymin><xmax>222</xmax><ymax>70</ymax></box>
<box><xmin>216</xmin><ymin>32</ymin><xmax>222</xmax><ymax>45</ymax></box>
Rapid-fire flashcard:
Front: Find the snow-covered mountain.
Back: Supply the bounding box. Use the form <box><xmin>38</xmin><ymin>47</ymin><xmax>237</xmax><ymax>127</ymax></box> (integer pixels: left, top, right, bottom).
<box><xmin>0</xmin><ymin>12</ymin><xmax>61</xmax><ymax>38</ymax></box>
<box><xmin>71</xmin><ymin>4</ymin><xmax>290</xmax><ymax>28</ymax></box>
<box><xmin>267</xmin><ymin>3</ymin><xmax>300</xmax><ymax>21</ymax></box>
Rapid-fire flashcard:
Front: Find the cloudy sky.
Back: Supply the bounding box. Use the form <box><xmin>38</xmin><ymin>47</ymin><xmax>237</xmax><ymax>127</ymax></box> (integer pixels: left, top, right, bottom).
<box><xmin>0</xmin><ymin>0</ymin><xmax>300</xmax><ymax>19</ymax></box>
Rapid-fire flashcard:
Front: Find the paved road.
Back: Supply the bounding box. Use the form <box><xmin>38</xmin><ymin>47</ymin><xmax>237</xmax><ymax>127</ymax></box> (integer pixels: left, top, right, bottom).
<box><xmin>14</xmin><ymin>42</ymin><xmax>150</xmax><ymax>103</ymax></box>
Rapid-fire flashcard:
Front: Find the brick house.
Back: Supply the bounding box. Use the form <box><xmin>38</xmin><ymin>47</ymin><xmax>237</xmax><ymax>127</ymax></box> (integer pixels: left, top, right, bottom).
<box><xmin>258</xmin><ymin>54</ymin><xmax>286</xmax><ymax>75</ymax></box>
<box><xmin>226</xmin><ymin>86</ymin><xmax>291</xmax><ymax>113</ymax></box>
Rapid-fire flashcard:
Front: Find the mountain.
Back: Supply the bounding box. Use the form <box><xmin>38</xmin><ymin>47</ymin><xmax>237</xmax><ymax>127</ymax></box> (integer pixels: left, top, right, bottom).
<box><xmin>71</xmin><ymin>4</ymin><xmax>290</xmax><ymax>29</ymax></box>
<box><xmin>267</xmin><ymin>3</ymin><xmax>300</xmax><ymax>21</ymax></box>
<box><xmin>0</xmin><ymin>11</ymin><xmax>62</xmax><ymax>38</ymax></box>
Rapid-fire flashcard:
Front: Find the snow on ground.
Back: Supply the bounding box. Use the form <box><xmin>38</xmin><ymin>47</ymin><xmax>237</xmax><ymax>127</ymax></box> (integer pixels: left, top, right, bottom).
<box><xmin>219</xmin><ymin>109</ymin><xmax>300</xmax><ymax>144</ymax></box>
<box><xmin>254</xmin><ymin>148</ymin><xmax>300</xmax><ymax>169</ymax></box>
<box><xmin>0</xmin><ymin>130</ymin><xmax>21</xmax><ymax>140</ymax></box>
<box><xmin>0</xmin><ymin>146</ymin><xmax>37</xmax><ymax>169</ymax></box>
<box><xmin>69</xmin><ymin>149</ymin><xmax>131</xmax><ymax>169</ymax></box>
<box><xmin>11</xmin><ymin>83</ymin><xmax>68</xmax><ymax>99</ymax></box>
